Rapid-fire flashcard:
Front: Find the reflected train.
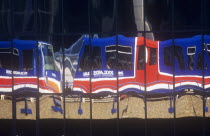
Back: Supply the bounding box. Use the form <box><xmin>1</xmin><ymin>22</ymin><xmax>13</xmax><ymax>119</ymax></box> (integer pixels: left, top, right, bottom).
<box><xmin>0</xmin><ymin>40</ymin><xmax>61</xmax><ymax>93</ymax></box>
<box><xmin>72</xmin><ymin>35</ymin><xmax>210</xmax><ymax>95</ymax></box>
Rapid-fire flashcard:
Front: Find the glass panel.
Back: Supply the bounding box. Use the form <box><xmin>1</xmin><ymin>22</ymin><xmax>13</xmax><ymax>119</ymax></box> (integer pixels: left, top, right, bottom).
<box><xmin>174</xmin><ymin>33</ymin><xmax>203</xmax><ymax>135</ymax></box>
<box><xmin>176</xmin><ymin>95</ymin><xmax>203</xmax><ymax>135</ymax></box>
<box><xmin>62</xmin><ymin>35</ymin><xmax>84</xmax><ymax>91</ymax></box>
<box><xmin>205</xmin><ymin>1</ymin><xmax>210</xmax><ymax>29</ymax></box>
<box><xmin>65</xmin><ymin>95</ymin><xmax>90</xmax><ymax>136</ymax></box>
<box><xmin>12</xmin><ymin>37</ymin><xmax>38</xmax><ymax>135</ymax></box>
<box><xmin>14</xmin><ymin>0</ymin><xmax>35</xmax><ymax>33</ymax></box>
<box><xmin>118</xmin><ymin>33</ymin><xmax>145</xmax><ymax>136</ymax></box>
<box><xmin>39</xmin><ymin>35</ymin><xmax>64</xmax><ymax>135</ymax></box>
<box><xmin>63</xmin><ymin>0</ymin><xmax>89</xmax><ymax>33</ymax></box>
<box><xmin>174</xmin><ymin>1</ymin><xmax>201</xmax><ymax>31</ymax></box>
<box><xmin>92</xmin><ymin>95</ymin><xmax>117</xmax><ymax>136</ymax></box>
<box><xmin>91</xmin><ymin>0</ymin><xmax>115</xmax><ymax>36</ymax></box>
<box><xmin>0</xmin><ymin>33</ymin><xmax>12</xmax><ymax>134</ymax></box>
<box><xmin>64</xmin><ymin>35</ymin><xmax>91</xmax><ymax>136</ymax></box>
<box><xmin>145</xmin><ymin>0</ymin><xmax>171</xmax><ymax>32</ymax></box>
<box><xmin>16</xmin><ymin>94</ymin><xmax>36</xmax><ymax>136</ymax></box>
<box><xmin>146</xmin><ymin>33</ymin><xmax>173</xmax><ymax>135</ymax></box>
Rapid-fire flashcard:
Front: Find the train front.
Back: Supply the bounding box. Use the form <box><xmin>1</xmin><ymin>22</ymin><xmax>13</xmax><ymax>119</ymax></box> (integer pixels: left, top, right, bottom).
<box><xmin>39</xmin><ymin>42</ymin><xmax>62</xmax><ymax>93</ymax></box>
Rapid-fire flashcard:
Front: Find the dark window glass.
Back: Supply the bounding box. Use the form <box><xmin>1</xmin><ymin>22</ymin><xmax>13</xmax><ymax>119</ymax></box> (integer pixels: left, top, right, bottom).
<box><xmin>78</xmin><ymin>45</ymin><xmax>91</xmax><ymax>72</ymax></box>
<box><xmin>188</xmin><ymin>55</ymin><xmax>194</xmax><ymax>70</ymax></box>
<box><xmin>42</xmin><ymin>44</ymin><xmax>59</xmax><ymax>71</ymax></box>
<box><xmin>118</xmin><ymin>46</ymin><xmax>132</xmax><ymax>70</ymax></box>
<box><xmin>22</xmin><ymin>49</ymin><xmax>33</xmax><ymax>70</ymax></box>
<box><xmin>150</xmin><ymin>48</ymin><xmax>156</xmax><ymax>65</ymax></box>
<box><xmin>106</xmin><ymin>45</ymin><xmax>132</xmax><ymax>70</ymax></box>
<box><xmin>196</xmin><ymin>53</ymin><xmax>203</xmax><ymax>70</ymax></box>
<box><xmin>187</xmin><ymin>47</ymin><xmax>196</xmax><ymax>70</ymax></box>
<box><xmin>188</xmin><ymin>48</ymin><xmax>196</xmax><ymax>54</ymax></box>
<box><xmin>106</xmin><ymin>45</ymin><xmax>117</xmax><ymax>70</ymax></box>
<box><xmin>92</xmin><ymin>46</ymin><xmax>102</xmax><ymax>70</ymax></box>
<box><xmin>164</xmin><ymin>46</ymin><xmax>173</xmax><ymax>67</ymax></box>
<box><xmin>0</xmin><ymin>48</ymin><xmax>19</xmax><ymax>70</ymax></box>
<box><xmin>138</xmin><ymin>46</ymin><xmax>145</xmax><ymax>70</ymax></box>
<box><xmin>164</xmin><ymin>45</ymin><xmax>185</xmax><ymax>70</ymax></box>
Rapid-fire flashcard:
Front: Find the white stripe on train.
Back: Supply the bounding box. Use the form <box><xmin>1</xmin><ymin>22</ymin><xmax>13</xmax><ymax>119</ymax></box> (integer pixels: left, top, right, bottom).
<box><xmin>73</xmin><ymin>81</ymin><xmax>209</xmax><ymax>93</ymax></box>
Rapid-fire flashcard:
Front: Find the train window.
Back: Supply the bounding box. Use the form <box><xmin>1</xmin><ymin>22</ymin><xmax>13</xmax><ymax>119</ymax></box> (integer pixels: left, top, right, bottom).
<box><xmin>150</xmin><ymin>48</ymin><xmax>157</xmax><ymax>65</ymax></box>
<box><xmin>138</xmin><ymin>46</ymin><xmax>145</xmax><ymax>70</ymax></box>
<box><xmin>22</xmin><ymin>49</ymin><xmax>33</xmax><ymax>70</ymax></box>
<box><xmin>164</xmin><ymin>46</ymin><xmax>173</xmax><ymax>67</ymax></box>
<box><xmin>78</xmin><ymin>45</ymin><xmax>91</xmax><ymax>71</ymax></box>
<box><xmin>118</xmin><ymin>46</ymin><xmax>132</xmax><ymax>70</ymax></box>
<box><xmin>106</xmin><ymin>45</ymin><xmax>117</xmax><ymax>69</ymax></box>
<box><xmin>164</xmin><ymin>46</ymin><xmax>185</xmax><ymax>70</ymax></box>
<box><xmin>41</xmin><ymin>44</ymin><xmax>59</xmax><ymax>71</ymax></box>
<box><xmin>106</xmin><ymin>45</ymin><xmax>117</xmax><ymax>70</ymax></box>
<box><xmin>0</xmin><ymin>48</ymin><xmax>20</xmax><ymax>70</ymax></box>
<box><xmin>92</xmin><ymin>46</ymin><xmax>102</xmax><ymax>70</ymax></box>
<box><xmin>106</xmin><ymin>45</ymin><xmax>132</xmax><ymax>70</ymax></box>
<box><xmin>187</xmin><ymin>47</ymin><xmax>196</xmax><ymax>55</ymax></box>
<box><xmin>187</xmin><ymin>47</ymin><xmax>196</xmax><ymax>70</ymax></box>
<box><xmin>196</xmin><ymin>53</ymin><xmax>203</xmax><ymax>70</ymax></box>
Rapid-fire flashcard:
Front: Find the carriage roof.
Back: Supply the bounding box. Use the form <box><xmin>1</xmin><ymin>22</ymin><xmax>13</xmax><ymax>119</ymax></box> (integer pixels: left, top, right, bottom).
<box><xmin>160</xmin><ymin>35</ymin><xmax>210</xmax><ymax>48</ymax></box>
<box><xmin>0</xmin><ymin>40</ymin><xmax>51</xmax><ymax>49</ymax></box>
<box><xmin>83</xmin><ymin>35</ymin><xmax>136</xmax><ymax>47</ymax></box>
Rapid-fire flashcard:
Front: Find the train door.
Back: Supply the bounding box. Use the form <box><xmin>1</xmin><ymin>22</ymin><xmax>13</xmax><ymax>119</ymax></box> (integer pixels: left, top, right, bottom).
<box><xmin>136</xmin><ymin>38</ymin><xmax>159</xmax><ymax>93</ymax></box>
<box><xmin>136</xmin><ymin>44</ymin><xmax>145</xmax><ymax>93</ymax></box>
<box><xmin>158</xmin><ymin>40</ymin><xmax>174</xmax><ymax>93</ymax></box>
<box><xmin>146</xmin><ymin>43</ymin><xmax>158</xmax><ymax>92</ymax></box>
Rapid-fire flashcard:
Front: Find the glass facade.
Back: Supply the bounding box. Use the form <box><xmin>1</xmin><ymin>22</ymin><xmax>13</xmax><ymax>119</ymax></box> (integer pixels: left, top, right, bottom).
<box><xmin>0</xmin><ymin>0</ymin><xmax>210</xmax><ymax>136</ymax></box>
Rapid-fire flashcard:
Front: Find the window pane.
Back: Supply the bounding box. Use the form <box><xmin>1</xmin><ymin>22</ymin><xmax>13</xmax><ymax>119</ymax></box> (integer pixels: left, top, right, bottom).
<box><xmin>138</xmin><ymin>46</ymin><xmax>145</xmax><ymax>70</ymax></box>
<box><xmin>106</xmin><ymin>45</ymin><xmax>117</xmax><ymax>70</ymax></box>
<box><xmin>92</xmin><ymin>46</ymin><xmax>102</xmax><ymax>70</ymax></box>
<box><xmin>149</xmin><ymin>48</ymin><xmax>156</xmax><ymax>65</ymax></box>
<box><xmin>22</xmin><ymin>49</ymin><xmax>33</xmax><ymax>70</ymax></box>
<box><xmin>164</xmin><ymin>45</ymin><xmax>185</xmax><ymax>70</ymax></box>
<box><xmin>78</xmin><ymin>45</ymin><xmax>91</xmax><ymax>72</ymax></box>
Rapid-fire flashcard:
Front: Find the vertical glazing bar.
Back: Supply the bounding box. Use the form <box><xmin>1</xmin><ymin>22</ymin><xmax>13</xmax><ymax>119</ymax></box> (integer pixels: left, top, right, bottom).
<box><xmin>34</xmin><ymin>0</ymin><xmax>40</xmax><ymax>135</ymax></box>
<box><xmin>88</xmin><ymin>0</ymin><xmax>93</xmax><ymax>136</ymax></box>
<box><xmin>201</xmin><ymin>0</ymin><xmax>206</xmax><ymax>135</ymax></box>
<box><xmin>61</xmin><ymin>0</ymin><xmax>66</xmax><ymax>135</ymax></box>
<box><xmin>143</xmin><ymin>0</ymin><xmax>147</xmax><ymax>136</ymax></box>
<box><xmin>10</xmin><ymin>0</ymin><xmax>16</xmax><ymax>135</ymax></box>
<box><xmin>114</xmin><ymin>0</ymin><xmax>120</xmax><ymax>135</ymax></box>
<box><xmin>171</xmin><ymin>0</ymin><xmax>176</xmax><ymax>135</ymax></box>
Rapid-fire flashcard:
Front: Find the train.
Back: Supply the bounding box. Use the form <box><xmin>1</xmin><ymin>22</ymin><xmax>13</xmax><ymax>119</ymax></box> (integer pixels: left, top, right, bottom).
<box><xmin>72</xmin><ymin>35</ymin><xmax>210</xmax><ymax>96</ymax></box>
<box><xmin>0</xmin><ymin>39</ymin><xmax>61</xmax><ymax>94</ymax></box>
<box><xmin>1</xmin><ymin>35</ymin><xmax>210</xmax><ymax>96</ymax></box>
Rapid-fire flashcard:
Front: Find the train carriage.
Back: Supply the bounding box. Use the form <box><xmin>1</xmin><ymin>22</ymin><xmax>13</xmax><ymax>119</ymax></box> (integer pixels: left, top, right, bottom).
<box><xmin>73</xmin><ymin>35</ymin><xmax>158</xmax><ymax>95</ymax></box>
<box><xmin>72</xmin><ymin>35</ymin><xmax>210</xmax><ymax>96</ymax></box>
<box><xmin>159</xmin><ymin>35</ymin><xmax>210</xmax><ymax>93</ymax></box>
<box><xmin>0</xmin><ymin>40</ymin><xmax>61</xmax><ymax>93</ymax></box>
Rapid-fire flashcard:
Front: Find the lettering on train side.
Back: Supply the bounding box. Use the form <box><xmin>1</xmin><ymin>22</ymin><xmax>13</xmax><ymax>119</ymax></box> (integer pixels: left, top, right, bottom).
<box><xmin>6</xmin><ymin>70</ymin><xmax>28</xmax><ymax>75</ymax></box>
